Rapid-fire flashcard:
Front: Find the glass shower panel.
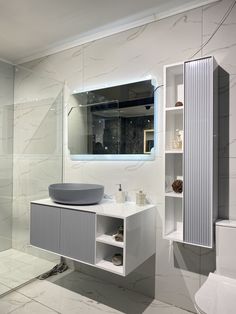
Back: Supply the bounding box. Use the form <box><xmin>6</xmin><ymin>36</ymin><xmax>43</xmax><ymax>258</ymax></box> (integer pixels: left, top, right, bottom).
<box><xmin>13</xmin><ymin>66</ymin><xmax>63</xmax><ymax>257</ymax></box>
<box><xmin>0</xmin><ymin>61</ymin><xmax>13</xmax><ymax>253</ymax></box>
<box><xmin>0</xmin><ymin>60</ymin><xmax>14</xmax><ymax>295</ymax></box>
<box><xmin>0</xmin><ymin>64</ymin><xmax>64</xmax><ymax>296</ymax></box>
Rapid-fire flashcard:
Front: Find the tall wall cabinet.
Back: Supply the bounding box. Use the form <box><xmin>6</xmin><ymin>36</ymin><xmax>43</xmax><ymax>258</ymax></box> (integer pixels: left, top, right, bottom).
<box><xmin>164</xmin><ymin>56</ymin><xmax>218</xmax><ymax>248</ymax></box>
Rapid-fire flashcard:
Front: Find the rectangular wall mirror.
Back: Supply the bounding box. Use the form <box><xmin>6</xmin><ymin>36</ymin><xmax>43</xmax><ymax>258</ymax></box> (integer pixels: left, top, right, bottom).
<box><xmin>68</xmin><ymin>80</ymin><xmax>156</xmax><ymax>160</ymax></box>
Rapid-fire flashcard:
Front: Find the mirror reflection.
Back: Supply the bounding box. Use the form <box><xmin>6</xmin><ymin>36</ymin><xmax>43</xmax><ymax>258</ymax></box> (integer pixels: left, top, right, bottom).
<box><xmin>68</xmin><ymin>80</ymin><xmax>155</xmax><ymax>157</ymax></box>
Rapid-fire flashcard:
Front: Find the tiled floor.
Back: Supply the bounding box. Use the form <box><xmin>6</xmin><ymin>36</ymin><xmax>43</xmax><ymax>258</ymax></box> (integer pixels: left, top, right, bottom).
<box><xmin>0</xmin><ymin>269</ymin><xmax>192</xmax><ymax>314</ymax></box>
<box><xmin>0</xmin><ymin>249</ymin><xmax>57</xmax><ymax>295</ymax></box>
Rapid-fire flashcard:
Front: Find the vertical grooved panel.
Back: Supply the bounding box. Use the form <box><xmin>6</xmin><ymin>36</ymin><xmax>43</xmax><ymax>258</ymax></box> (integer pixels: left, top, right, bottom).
<box><xmin>184</xmin><ymin>57</ymin><xmax>214</xmax><ymax>247</ymax></box>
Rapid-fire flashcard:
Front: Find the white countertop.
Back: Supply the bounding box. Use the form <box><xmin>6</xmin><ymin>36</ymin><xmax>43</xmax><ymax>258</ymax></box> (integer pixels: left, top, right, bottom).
<box><xmin>31</xmin><ymin>198</ymin><xmax>155</xmax><ymax>219</ymax></box>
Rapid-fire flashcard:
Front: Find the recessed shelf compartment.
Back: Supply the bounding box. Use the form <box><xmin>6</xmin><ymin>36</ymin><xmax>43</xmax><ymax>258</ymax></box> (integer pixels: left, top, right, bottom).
<box><xmin>96</xmin><ymin>242</ymin><xmax>124</xmax><ymax>275</ymax></box>
<box><xmin>165</xmin><ymin>153</ymin><xmax>183</xmax><ymax>194</ymax></box>
<box><xmin>164</xmin><ymin>62</ymin><xmax>184</xmax><ymax>244</ymax></box>
<box><xmin>164</xmin><ymin>197</ymin><xmax>183</xmax><ymax>242</ymax></box>
<box><xmin>96</xmin><ymin>215</ymin><xmax>124</xmax><ymax>245</ymax></box>
<box><xmin>165</xmin><ymin>108</ymin><xmax>183</xmax><ymax>151</ymax></box>
<box><xmin>96</xmin><ymin>258</ymin><xmax>123</xmax><ymax>275</ymax></box>
<box><xmin>96</xmin><ymin>215</ymin><xmax>124</xmax><ymax>273</ymax></box>
<box><xmin>165</xmin><ymin>63</ymin><xmax>184</xmax><ymax>108</ymax></box>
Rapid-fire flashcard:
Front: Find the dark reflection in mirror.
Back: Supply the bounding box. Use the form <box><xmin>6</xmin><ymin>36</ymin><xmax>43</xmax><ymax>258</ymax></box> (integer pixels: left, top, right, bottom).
<box><xmin>68</xmin><ymin>80</ymin><xmax>155</xmax><ymax>155</ymax></box>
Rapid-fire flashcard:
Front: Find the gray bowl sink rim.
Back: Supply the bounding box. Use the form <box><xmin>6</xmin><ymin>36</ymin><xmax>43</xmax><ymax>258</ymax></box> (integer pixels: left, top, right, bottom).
<box><xmin>49</xmin><ymin>183</ymin><xmax>104</xmax><ymax>191</ymax></box>
<box><xmin>48</xmin><ymin>183</ymin><xmax>104</xmax><ymax>205</ymax></box>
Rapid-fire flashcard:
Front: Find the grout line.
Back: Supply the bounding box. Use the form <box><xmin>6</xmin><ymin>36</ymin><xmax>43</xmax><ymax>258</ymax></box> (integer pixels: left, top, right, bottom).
<box><xmin>8</xmin><ymin>298</ymin><xmax>60</xmax><ymax>314</ymax></box>
<box><xmin>7</xmin><ymin>299</ymin><xmax>33</xmax><ymax>314</ymax></box>
<box><xmin>12</xmin><ymin>281</ymin><xmax>61</xmax><ymax>313</ymax></box>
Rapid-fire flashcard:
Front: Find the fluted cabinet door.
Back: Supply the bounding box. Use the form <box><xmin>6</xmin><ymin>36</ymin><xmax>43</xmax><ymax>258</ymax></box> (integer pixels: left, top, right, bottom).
<box><xmin>184</xmin><ymin>57</ymin><xmax>218</xmax><ymax>248</ymax></box>
<box><xmin>60</xmin><ymin>209</ymin><xmax>96</xmax><ymax>264</ymax></box>
<box><xmin>30</xmin><ymin>204</ymin><xmax>60</xmax><ymax>253</ymax></box>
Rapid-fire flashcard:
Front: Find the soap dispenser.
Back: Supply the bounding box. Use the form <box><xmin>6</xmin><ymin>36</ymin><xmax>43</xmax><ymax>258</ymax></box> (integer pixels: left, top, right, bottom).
<box><xmin>115</xmin><ymin>184</ymin><xmax>125</xmax><ymax>203</ymax></box>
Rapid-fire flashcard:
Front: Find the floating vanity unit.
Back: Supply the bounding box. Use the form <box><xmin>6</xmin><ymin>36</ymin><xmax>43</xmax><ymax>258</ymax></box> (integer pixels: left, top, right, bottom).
<box><xmin>164</xmin><ymin>56</ymin><xmax>218</xmax><ymax>248</ymax></box>
<box><xmin>30</xmin><ymin>199</ymin><xmax>156</xmax><ymax>276</ymax></box>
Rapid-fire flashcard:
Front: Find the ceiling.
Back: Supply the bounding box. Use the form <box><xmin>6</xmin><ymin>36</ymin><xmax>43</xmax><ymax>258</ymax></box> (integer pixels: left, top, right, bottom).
<box><xmin>0</xmin><ymin>0</ymin><xmax>216</xmax><ymax>64</ymax></box>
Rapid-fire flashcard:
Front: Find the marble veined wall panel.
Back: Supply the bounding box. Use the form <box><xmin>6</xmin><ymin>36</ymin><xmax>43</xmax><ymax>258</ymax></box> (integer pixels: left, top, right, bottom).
<box><xmin>18</xmin><ymin>0</ymin><xmax>236</xmax><ymax>312</ymax></box>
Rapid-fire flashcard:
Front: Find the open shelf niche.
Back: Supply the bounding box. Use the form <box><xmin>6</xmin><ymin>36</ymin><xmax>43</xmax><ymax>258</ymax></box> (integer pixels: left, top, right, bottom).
<box><xmin>96</xmin><ymin>215</ymin><xmax>125</xmax><ymax>275</ymax></box>
<box><xmin>165</xmin><ymin>63</ymin><xmax>184</xmax><ymax>108</ymax></box>
<box><xmin>164</xmin><ymin>62</ymin><xmax>184</xmax><ymax>242</ymax></box>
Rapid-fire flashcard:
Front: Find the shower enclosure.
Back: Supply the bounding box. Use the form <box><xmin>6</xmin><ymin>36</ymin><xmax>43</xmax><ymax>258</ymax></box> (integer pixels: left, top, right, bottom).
<box><xmin>0</xmin><ymin>60</ymin><xmax>64</xmax><ymax>296</ymax></box>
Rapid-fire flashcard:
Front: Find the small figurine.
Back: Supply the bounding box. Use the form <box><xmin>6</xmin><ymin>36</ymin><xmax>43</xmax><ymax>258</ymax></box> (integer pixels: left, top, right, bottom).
<box><xmin>175</xmin><ymin>101</ymin><xmax>183</xmax><ymax>107</ymax></box>
<box><xmin>113</xmin><ymin>226</ymin><xmax>124</xmax><ymax>242</ymax></box>
<box><xmin>172</xmin><ymin>180</ymin><xmax>183</xmax><ymax>193</ymax></box>
<box><xmin>176</xmin><ymin>129</ymin><xmax>183</xmax><ymax>149</ymax></box>
<box><xmin>173</xmin><ymin>129</ymin><xmax>183</xmax><ymax>149</ymax></box>
<box><xmin>112</xmin><ymin>253</ymin><xmax>123</xmax><ymax>266</ymax></box>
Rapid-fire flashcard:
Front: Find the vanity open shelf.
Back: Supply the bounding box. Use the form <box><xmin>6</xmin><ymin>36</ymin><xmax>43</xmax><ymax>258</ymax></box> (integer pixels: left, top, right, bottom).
<box><xmin>96</xmin><ymin>242</ymin><xmax>124</xmax><ymax>275</ymax></box>
<box><xmin>30</xmin><ymin>199</ymin><xmax>156</xmax><ymax>276</ymax></box>
<box><xmin>165</xmin><ymin>192</ymin><xmax>183</xmax><ymax>198</ymax></box>
<box><xmin>96</xmin><ymin>234</ymin><xmax>124</xmax><ymax>248</ymax></box>
<box><xmin>96</xmin><ymin>215</ymin><xmax>124</xmax><ymax>248</ymax></box>
<box><xmin>165</xmin><ymin>150</ymin><xmax>183</xmax><ymax>154</ymax></box>
<box><xmin>165</xmin><ymin>197</ymin><xmax>183</xmax><ymax>242</ymax></box>
<box><xmin>95</xmin><ymin>215</ymin><xmax>125</xmax><ymax>274</ymax></box>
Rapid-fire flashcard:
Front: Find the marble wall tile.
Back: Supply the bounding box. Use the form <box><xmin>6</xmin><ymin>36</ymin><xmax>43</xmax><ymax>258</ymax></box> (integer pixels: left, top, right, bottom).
<box><xmin>202</xmin><ymin>0</ymin><xmax>236</xmax><ymax>219</ymax></box>
<box><xmin>17</xmin><ymin>0</ymin><xmax>236</xmax><ymax>312</ymax></box>
<box><xmin>155</xmin><ymin>228</ymin><xmax>201</xmax><ymax>313</ymax></box>
<box><xmin>14</xmin><ymin>66</ymin><xmax>64</xmax><ymax>104</ymax></box>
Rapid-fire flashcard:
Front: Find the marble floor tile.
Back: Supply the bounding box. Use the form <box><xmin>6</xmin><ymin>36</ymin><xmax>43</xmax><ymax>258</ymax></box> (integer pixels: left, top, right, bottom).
<box><xmin>6</xmin><ymin>300</ymin><xmax>57</xmax><ymax>314</ymax></box>
<box><xmin>0</xmin><ymin>283</ymin><xmax>10</xmax><ymax>295</ymax></box>
<box><xmin>17</xmin><ymin>271</ymin><xmax>191</xmax><ymax>314</ymax></box>
<box><xmin>143</xmin><ymin>301</ymin><xmax>191</xmax><ymax>314</ymax></box>
<box><xmin>0</xmin><ymin>291</ymin><xmax>31</xmax><ymax>313</ymax></box>
<box><xmin>0</xmin><ymin>259</ymin><xmax>31</xmax><ymax>275</ymax></box>
<box><xmin>0</xmin><ymin>249</ymin><xmax>57</xmax><ymax>290</ymax></box>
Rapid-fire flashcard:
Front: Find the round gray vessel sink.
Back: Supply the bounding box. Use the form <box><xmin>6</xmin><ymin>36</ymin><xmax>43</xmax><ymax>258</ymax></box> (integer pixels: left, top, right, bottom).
<box><xmin>49</xmin><ymin>183</ymin><xmax>104</xmax><ymax>205</ymax></box>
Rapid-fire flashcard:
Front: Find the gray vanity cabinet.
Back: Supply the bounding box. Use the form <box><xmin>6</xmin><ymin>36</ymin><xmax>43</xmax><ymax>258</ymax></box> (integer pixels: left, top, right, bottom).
<box><xmin>31</xmin><ymin>199</ymin><xmax>156</xmax><ymax>276</ymax></box>
<box><xmin>60</xmin><ymin>209</ymin><xmax>95</xmax><ymax>264</ymax></box>
<box><xmin>30</xmin><ymin>204</ymin><xmax>60</xmax><ymax>253</ymax></box>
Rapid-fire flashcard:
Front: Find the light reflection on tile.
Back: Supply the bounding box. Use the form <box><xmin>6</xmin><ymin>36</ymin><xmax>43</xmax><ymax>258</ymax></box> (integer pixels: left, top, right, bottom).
<box><xmin>17</xmin><ymin>271</ymin><xmax>191</xmax><ymax>314</ymax></box>
<box><xmin>0</xmin><ymin>249</ymin><xmax>56</xmax><ymax>290</ymax></box>
<box><xmin>12</xmin><ymin>0</ymin><xmax>236</xmax><ymax>312</ymax></box>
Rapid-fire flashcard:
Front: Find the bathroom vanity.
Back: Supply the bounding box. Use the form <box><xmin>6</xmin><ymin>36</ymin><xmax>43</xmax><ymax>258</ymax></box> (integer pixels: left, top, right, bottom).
<box><xmin>30</xmin><ymin>199</ymin><xmax>156</xmax><ymax>276</ymax></box>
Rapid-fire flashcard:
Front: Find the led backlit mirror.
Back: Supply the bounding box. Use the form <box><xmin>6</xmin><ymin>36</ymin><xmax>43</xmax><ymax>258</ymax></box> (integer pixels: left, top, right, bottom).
<box><xmin>68</xmin><ymin>80</ymin><xmax>156</xmax><ymax>160</ymax></box>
